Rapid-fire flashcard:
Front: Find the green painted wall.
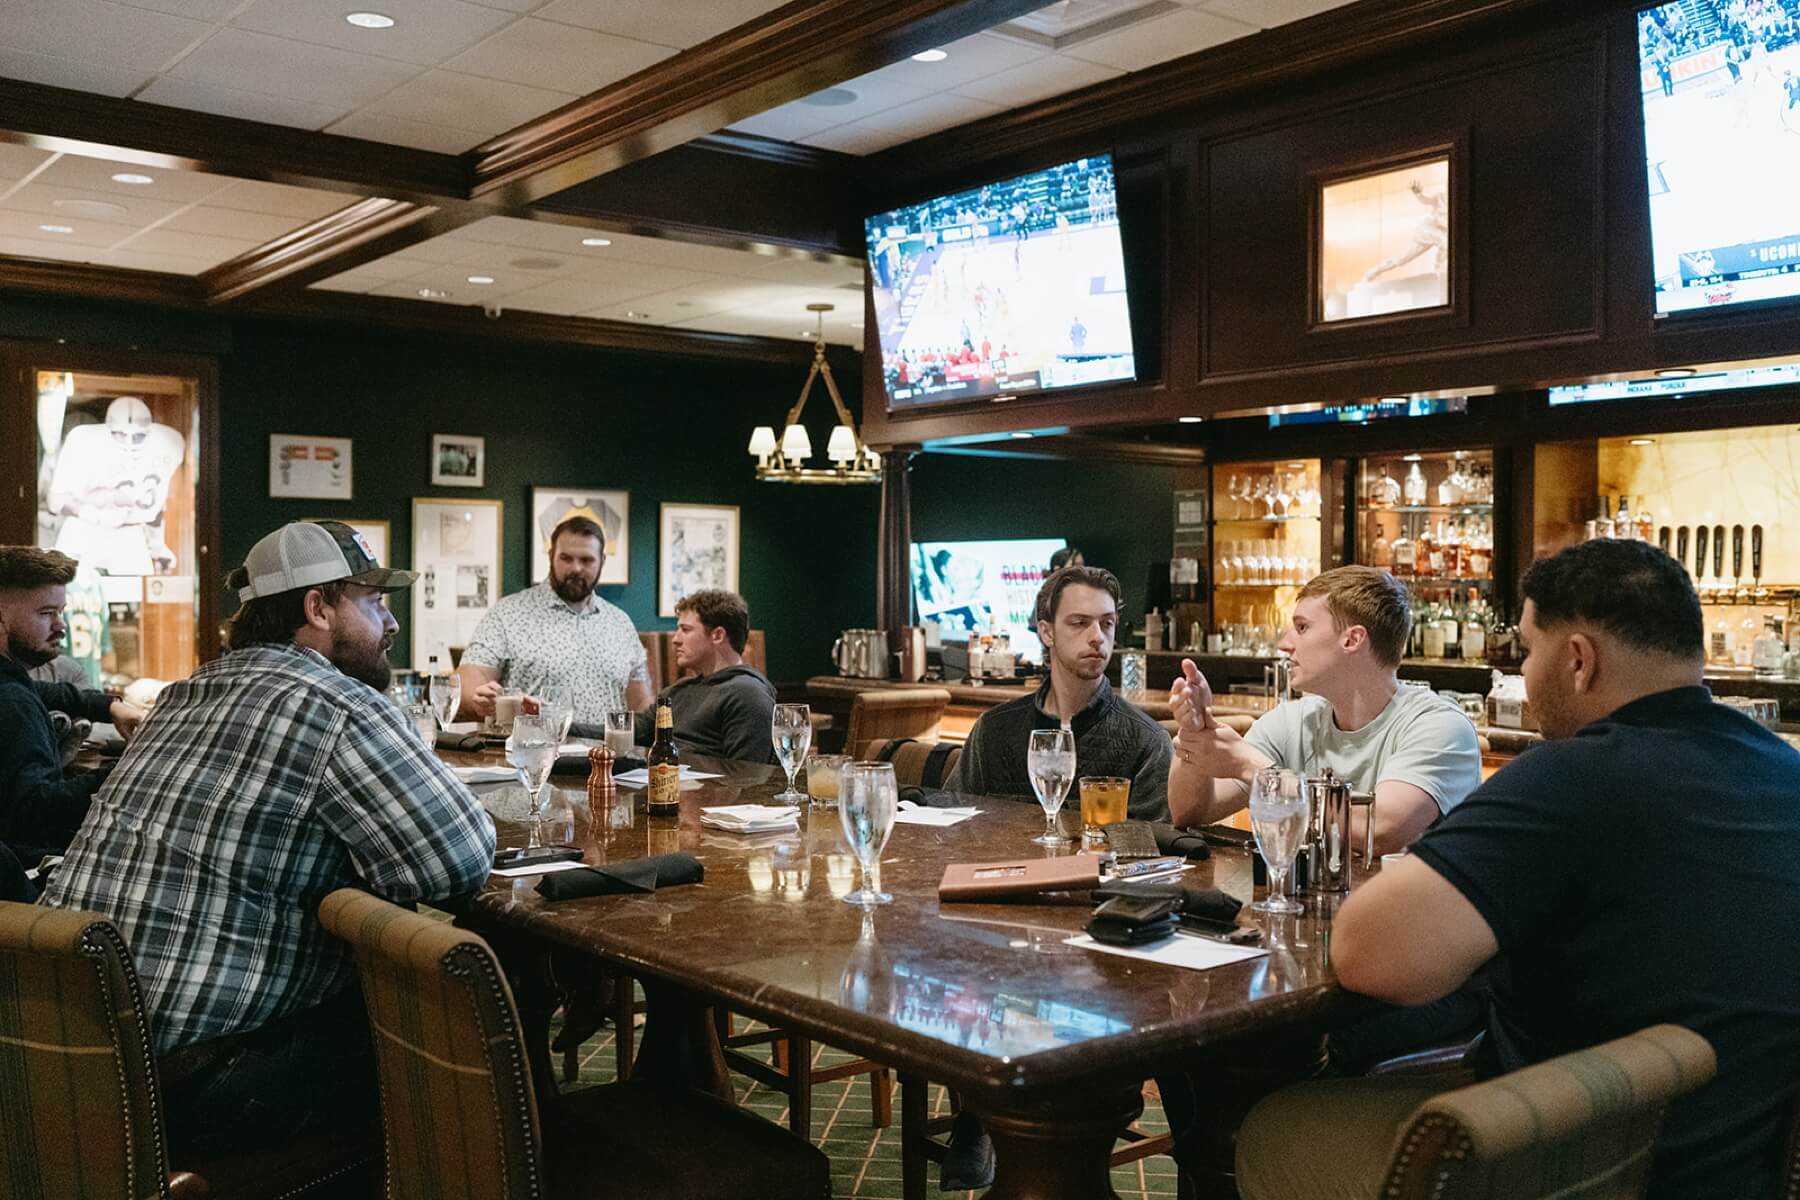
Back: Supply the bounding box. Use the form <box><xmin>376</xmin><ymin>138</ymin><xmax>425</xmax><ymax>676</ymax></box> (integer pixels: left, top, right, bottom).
<box><xmin>3</xmin><ymin>296</ymin><xmax>880</xmax><ymax>681</ymax></box>
<box><xmin>907</xmin><ymin>452</ymin><xmax>1175</xmax><ymax>624</ymax></box>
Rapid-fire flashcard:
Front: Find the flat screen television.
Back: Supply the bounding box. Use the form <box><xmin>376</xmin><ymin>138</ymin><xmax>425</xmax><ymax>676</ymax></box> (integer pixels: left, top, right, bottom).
<box><xmin>867</xmin><ymin>155</ymin><xmax>1137</xmax><ymax>410</ymax></box>
<box><xmin>911</xmin><ymin>538</ymin><xmax>1065</xmax><ymax>663</ymax></box>
<box><xmin>1639</xmin><ymin>2</ymin><xmax>1800</xmax><ymax>315</ymax></box>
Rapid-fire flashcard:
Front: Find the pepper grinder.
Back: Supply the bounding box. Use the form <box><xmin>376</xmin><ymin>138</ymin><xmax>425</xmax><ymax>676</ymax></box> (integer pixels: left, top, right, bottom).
<box><xmin>586</xmin><ymin>744</ymin><xmax>617</xmax><ymax>809</ymax></box>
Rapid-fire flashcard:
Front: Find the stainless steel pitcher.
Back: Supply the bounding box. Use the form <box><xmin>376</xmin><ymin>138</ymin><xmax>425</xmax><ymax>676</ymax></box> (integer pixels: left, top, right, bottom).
<box><xmin>1304</xmin><ymin>769</ymin><xmax>1352</xmax><ymax>893</ymax></box>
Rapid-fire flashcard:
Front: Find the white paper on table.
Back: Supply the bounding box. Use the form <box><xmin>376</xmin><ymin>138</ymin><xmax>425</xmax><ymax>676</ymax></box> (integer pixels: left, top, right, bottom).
<box><xmin>699</xmin><ymin>804</ymin><xmax>800</xmax><ymax>833</ymax></box>
<box><xmin>557</xmin><ymin>742</ymin><xmax>594</xmax><ymax>755</ymax></box>
<box><xmin>613</xmin><ymin>766</ymin><xmax>723</xmax><ymax>787</ymax></box>
<box><xmin>442</xmin><ymin>721</ymin><xmax>479</xmax><ymax>734</ymax></box>
<box><xmin>491</xmin><ymin>859</ymin><xmax>587</xmax><ymax>879</ymax></box>
<box><xmin>1065</xmin><ymin>932</ymin><xmax>1267</xmax><ymax>971</ymax></box>
<box><xmin>453</xmin><ymin>765</ymin><xmax>518</xmax><ymax>784</ymax></box>
<box><xmin>894</xmin><ymin>800</ymin><xmax>979</xmax><ymax>827</ymax></box>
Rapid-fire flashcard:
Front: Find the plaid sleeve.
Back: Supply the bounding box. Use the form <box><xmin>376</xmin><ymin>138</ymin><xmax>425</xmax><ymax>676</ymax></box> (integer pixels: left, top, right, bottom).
<box><xmin>315</xmin><ymin>696</ymin><xmax>496</xmax><ymax>901</ymax></box>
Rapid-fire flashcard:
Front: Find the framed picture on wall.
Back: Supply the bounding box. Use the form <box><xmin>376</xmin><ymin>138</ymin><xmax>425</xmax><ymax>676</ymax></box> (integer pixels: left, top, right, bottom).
<box><xmin>305</xmin><ymin>518</ymin><xmax>390</xmax><ymax>569</ymax></box>
<box><xmin>1310</xmin><ymin>143</ymin><xmax>1464</xmax><ymax>328</ymax></box>
<box><xmin>530</xmin><ymin>487</ymin><xmax>629</xmax><ymax>586</ymax></box>
<box><xmin>411</xmin><ymin>498</ymin><xmax>502</xmax><ymax>667</ymax></box>
<box><xmin>430</xmin><ymin>434</ymin><xmax>485</xmax><ymax>488</ymax></box>
<box><xmin>269</xmin><ymin>434</ymin><xmax>352</xmax><ymax>500</ymax></box>
<box><xmin>658</xmin><ymin>503</ymin><xmax>739</xmax><ymax>617</ymax></box>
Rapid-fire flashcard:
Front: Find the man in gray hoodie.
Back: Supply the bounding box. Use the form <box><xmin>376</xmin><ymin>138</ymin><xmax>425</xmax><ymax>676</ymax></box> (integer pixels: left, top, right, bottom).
<box><xmin>636</xmin><ymin>589</ymin><xmax>776</xmax><ymax>763</ymax></box>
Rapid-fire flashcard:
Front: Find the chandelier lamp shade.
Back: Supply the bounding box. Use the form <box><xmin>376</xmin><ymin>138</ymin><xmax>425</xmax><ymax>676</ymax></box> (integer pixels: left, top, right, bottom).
<box><xmin>748</xmin><ymin>303</ymin><xmax>880</xmax><ymax>484</ymax></box>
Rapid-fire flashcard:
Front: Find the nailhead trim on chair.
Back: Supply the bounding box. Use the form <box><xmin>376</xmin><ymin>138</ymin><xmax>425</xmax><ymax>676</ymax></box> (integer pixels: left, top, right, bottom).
<box><xmin>444</xmin><ymin>940</ymin><xmax>543</xmax><ymax>1200</ymax></box>
<box><xmin>78</xmin><ymin>920</ymin><xmax>172</xmax><ymax>1199</ymax></box>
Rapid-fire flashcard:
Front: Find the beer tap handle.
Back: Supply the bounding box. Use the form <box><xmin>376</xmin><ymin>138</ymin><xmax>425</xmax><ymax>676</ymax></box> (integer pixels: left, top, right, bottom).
<box><xmin>1695</xmin><ymin>526</ymin><xmax>1709</xmax><ymax>582</ymax></box>
<box><xmin>1676</xmin><ymin>525</ymin><xmax>1690</xmax><ymax>574</ymax></box>
<box><xmin>1753</xmin><ymin>524</ymin><xmax>1764</xmax><ymax>584</ymax></box>
<box><xmin>1657</xmin><ymin>526</ymin><xmax>1671</xmax><ymax>554</ymax></box>
<box><xmin>1712</xmin><ymin>524</ymin><xmax>1726</xmax><ymax>580</ymax></box>
<box><xmin>1732</xmin><ymin>525</ymin><xmax>1745</xmax><ymax>584</ymax></box>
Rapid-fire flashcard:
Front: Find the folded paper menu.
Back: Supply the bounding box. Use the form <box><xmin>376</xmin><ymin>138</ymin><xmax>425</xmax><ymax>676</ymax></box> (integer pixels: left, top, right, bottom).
<box><xmin>699</xmin><ymin>804</ymin><xmax>801</xmax><ymax>834</ymax></box>
<box><xmin>895</xmin><ymin>800</ymin><xmax>979</xmax><ymax>827</ymax></box>
<box><xmin>938</xmin><ymin>853</ymin><xmax>1105</xmax><ymax>902</ymax></box>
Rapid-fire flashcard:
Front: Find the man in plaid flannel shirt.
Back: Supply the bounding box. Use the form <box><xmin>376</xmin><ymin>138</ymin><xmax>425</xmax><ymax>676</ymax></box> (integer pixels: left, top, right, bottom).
<box><xmin>43</xmin><ymin>521</ymin><xmax>496</xmax><ymax>1151</ymax></box>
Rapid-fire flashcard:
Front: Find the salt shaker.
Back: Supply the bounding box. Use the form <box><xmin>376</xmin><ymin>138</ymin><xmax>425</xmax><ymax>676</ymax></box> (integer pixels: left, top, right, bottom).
<box><xmin>586</xmin><ymin>744</ymin><xmax>617</xmax><ymax>808</ymax></box>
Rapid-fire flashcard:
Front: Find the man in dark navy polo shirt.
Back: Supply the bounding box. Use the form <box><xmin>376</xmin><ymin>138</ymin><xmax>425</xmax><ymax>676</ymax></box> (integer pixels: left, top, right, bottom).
<box><xmin>1235</xmin><ymin>538</ymin><xmax>1800</xmax><ymax>1200</ymax></box>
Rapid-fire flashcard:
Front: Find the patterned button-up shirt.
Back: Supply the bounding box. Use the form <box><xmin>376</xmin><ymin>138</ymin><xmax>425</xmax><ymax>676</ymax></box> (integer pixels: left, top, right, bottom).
<box><xmin>41</xmin><ymin>642</ymin><xmax>496</xmax><ymax>1054</ymax></box>
<box><xmin>461</xmin><ymin>583</ymin><xmax>650</xmax><ymax>725</ymax></box>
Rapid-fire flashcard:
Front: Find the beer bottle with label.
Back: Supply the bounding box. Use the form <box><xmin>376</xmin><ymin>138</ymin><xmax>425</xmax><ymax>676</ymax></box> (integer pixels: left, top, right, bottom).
<box><xmin>646</xmin><ymin>702</ymin><xmax>681</xmax><ymax>814</ymax></box>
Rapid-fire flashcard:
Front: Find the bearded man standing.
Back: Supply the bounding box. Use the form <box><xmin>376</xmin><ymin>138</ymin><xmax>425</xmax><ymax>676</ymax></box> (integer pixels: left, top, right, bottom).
<box><xmin>43</xmin><ymin>520</ymin><xmax>495</xmax><ymax>1152</ymax></box>
<box><xmin>459</xmin><ymin>514</ymin><xmax>652</xmax><ymax>727</ymax></box>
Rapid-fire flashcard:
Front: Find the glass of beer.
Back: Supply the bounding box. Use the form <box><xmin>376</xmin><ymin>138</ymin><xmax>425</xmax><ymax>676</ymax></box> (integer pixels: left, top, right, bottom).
<box><xmin>1078</xmin><ymin>776</ymin><xmax>1130</xmax><ymax>845</ymax></box>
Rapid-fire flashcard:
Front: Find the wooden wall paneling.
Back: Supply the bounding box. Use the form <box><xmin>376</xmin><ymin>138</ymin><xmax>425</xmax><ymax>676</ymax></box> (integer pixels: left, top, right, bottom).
<box><xmin>0</xmin><ymin>341</ymin><xmax>30</xmax><ymax>545</ymax></box>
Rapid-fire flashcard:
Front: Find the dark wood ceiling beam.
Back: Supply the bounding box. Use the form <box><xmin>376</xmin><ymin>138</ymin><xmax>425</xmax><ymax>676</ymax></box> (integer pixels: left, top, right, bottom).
<box><xmin>0</xmin><ymin>78</ymin><xmax>468</xmax><ymax>204</ymax></box>
<box><xmin>468</xmin><ymin>0</ymin><xmax>1048</xmax><ymax>207</ymax></box>
<box><xmin>200</xmin><ymin>198</ymin><xmax>467</xmax><ymax>304</ymax></box>
<box><xmin>0</xmin><ymin>255</ymin><xmax>205</xmax><ymax>308</ymax></box>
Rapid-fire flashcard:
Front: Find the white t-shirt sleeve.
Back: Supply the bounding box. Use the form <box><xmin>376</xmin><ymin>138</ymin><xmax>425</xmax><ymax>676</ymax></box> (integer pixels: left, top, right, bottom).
<box><xmin>1243</xmin><ymin>701</ymin><xmax>1301</xmax><ymax>772</ymax></box>
<box><xmin>1378</xmin><ymin>703</ymin><xmax>1483</xmax><ymax>813</ymax></box>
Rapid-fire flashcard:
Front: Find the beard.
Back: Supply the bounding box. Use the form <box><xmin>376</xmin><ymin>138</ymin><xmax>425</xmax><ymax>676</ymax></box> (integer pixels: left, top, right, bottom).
<box><xmin>550</xmin><ymin>565</ymin><xmax>597</xmax><ymax>605</ymax></box>
<box><xmin>330</xmin><ymin>628</ymin><xmax>394</xmax><ymax>691</ymax></box>
<box><xmin>5</xmin><ymin>631</ymin><xmax>58</xmax><ymax>669</ymax></box>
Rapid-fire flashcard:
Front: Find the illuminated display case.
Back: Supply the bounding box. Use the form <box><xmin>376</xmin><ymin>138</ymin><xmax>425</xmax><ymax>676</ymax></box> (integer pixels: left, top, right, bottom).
<box><xmin>1210</xmin><ymin>459</ymin><xmax>1323</xmax><ymax>653</ymax></box>
<box><xmin>1358</xmin><ymin>448</ymin><xmax>1498</xmax><ymax>661</ymax></box>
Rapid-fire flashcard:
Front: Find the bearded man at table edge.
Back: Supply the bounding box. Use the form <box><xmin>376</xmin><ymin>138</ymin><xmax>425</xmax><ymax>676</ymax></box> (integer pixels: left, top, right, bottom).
<box><xmin>1236</xmin><ymin>538</ymin><xmax>1800</xmax><ymax>1200</ymax></box>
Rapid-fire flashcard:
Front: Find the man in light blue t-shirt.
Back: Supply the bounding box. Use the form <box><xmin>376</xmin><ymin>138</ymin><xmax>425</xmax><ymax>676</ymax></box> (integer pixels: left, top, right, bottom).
<box><xmin>1169</xmin><ymin>566</ymin><xmax>1480</xmax><ymax>856</ymax></box>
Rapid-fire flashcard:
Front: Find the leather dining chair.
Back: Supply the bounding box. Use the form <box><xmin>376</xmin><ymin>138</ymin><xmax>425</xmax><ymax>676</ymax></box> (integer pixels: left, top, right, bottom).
<box><xmin>841</xmin><ymin>687</ymin><xmax>952</xmax><ymax>751</ymax></box>
<box><xmin>0</xmin><ymin>900</ymin><xmax>374</xmax><ymax>1200</ymax></box>
<box><xmin>317</xmin><ymin>888</ymin><xmax>830</xmax><ymax>1200</ymax></box>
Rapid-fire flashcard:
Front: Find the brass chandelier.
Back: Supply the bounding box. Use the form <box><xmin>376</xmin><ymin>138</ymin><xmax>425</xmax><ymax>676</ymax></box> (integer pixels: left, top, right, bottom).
<box><xmin>747</xmin><ymin>303</ymin><xmax>880</xmax><ymax>485</ymax></box>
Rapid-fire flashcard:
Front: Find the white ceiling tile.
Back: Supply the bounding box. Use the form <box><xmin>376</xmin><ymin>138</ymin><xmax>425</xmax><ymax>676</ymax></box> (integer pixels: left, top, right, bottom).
<box><xmin>742</xmin><ymin>255</ymin><xmax>867</xmax><ymax>288</ymax></box>
<box><xmin>464</xmin><ymin>0</ymin><xmax>550</xmax><ymax>11</ymax></box>
<box><xmin>797</xmin><ymin>124</ymin><xmax>915</xmax><ymax>156</ymax></box>
<box><xmin>0</xmin><ymin>233</ymin><xmax>111</xmax><ymax>263</ymax></box>
<box><xmin>500</xmin><ymin>278</ymin><xmax>658</xmax><ymax>310</ymax></box>
<box><xmin>309</xmin><ymin>274</ymin><xmax>372</xmax><ymax>293</ymax></box>
<box><xmin>361</xmin><ymin>70</ymin><xmax>577</xmax><ymax>135</ymax></box>
<box><xmin>377</xmin><ymin>235</ymin><xmax>472</xmax><ymax>264</ymax></box>
<box><xmin>323</xmin><ymin>255</ymin><xmax>439</xmax><ymax>283</ymax></box>
<box><xmin>230</xmin><ymin>0</ymin><xmax>517</xmax><ymax>68</ymax></box>
<box><xmin>752</xmin><ymin>76</ymin><xmax>932</xmax><ymax>129</ymax></box>
<box><xmin>950</xmin><ymin>52</ymin><xmax>1124</xmax><ymax>108</ymax></box>
<box><xmin>113</xmin><ymin>0</ymin><xmax>244</xmax><ymax>19</ymax></box>
<box><xmin>2</xmin><ymin>181</ymin><xmax>189</xmax><ymax>226</ymax></box>
<box><xmin>1061</xmin><ymin>8</ymin><xmax>1257</xmax><ymax>71</ymax></box>
<box><xmin>325</xmin><ymin>112</ymin><xmax>489</xmax><ymax>154</ymax></box>
<box><xmin>366</xmin><ymin>279</ymin><xmax>472</xmax><ymax>304</ymax></box>
<box><xmin>203</xmin><ymin>179</ymin><xmax>359</xmax><ymax>219</ymax></box>
<box><xmin>532</xmin><ymin>0</ymin><xmax>789</xmax><ymax>49</ymax></box>
<box><xmin>726</xmin><ymin>107</ymin><xmax>847</xmax><ymax>144</ymax></box>
<box><xmin>3</xmin><ymin>0</ymin><xmax>212</xmax><ymax>72</ymax></box>
<box><xmin>135</xmin><ymin>76</ymin><xmax>351</xmax><ymax>130</ymax></box>
<box><xmin>159</xmin><ymin>205</ymin><xmax>309</xmax><ymax>241</ymax></box>
<box><xmin>169</xmin><ymin>27</ymin><xmax>420</xmax><ymax>108</ymax></box>
<box><xmin>846</xmin><ymin>93</ymin><xmax>1005</xmax><ymax>140</ymax></box>
<box><xmin>444</xmin><ymin>18</ymin><xmax>672</xmax><ymax>93</ymax></box>
<box><xmin>666</xmin><ymin>311</ymin><xmax>786</xmax><ymax>336</ymax></box>
<box><xmin>0</xmin><ymin>145</ymin><xmax>55</xmax><ymax>182</ymax></box>
<box><xmin>1193</xmin><ymin>0</ymin><xmax>1355</xmax><ymax>28</ymax></box>
<box><xmin>388</xmin><ymin>262</ymin><xmax>544</xmax><ymax>297</ymax></box>
<box><xmin>120</xmin><ymin>227</ymin><xmax>259</xmax><ymax>263</ymax></box>
<box><xmin>34</xmin><ymin>154</ymin><xmax>237</xmax><ymax>204</ymax></box>
<box><xmin>496</xmin><ymin>291</ymin><xmax>610</xmax><ymax>316</ymax></box>
<box><xmin>0</xmin><ymin>210</ymin><xmax>140</xmax><ymax>248</ymax></box>
<box><xmin>0</xmin><ymin>46</ymin><xmax>155</xmax><ymax>97</ymax></box>
<box><xmin>855</xmin><ymin>31</ymin><xmax>1048</xmax><ymax>93</ymax></box>
<box><xmin>86</xmin><ymin>246</ymin><xmax>216</xmax><ymax>274</ymax></box>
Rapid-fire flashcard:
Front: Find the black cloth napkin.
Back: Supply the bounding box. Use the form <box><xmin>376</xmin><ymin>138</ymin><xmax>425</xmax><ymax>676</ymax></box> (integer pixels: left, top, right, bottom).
<box><xmin>1149</xmin><ymin>822</ymin><xmax>1213</xmax><ymax>860</ymax></box>
<box><xmin>536</xmin><ymin>852</ymin><xmax>704</xmax><ymax>900</ymax></box>
<box><xmin>435</xmin><ymin>729</ymin><xmax>486</xmax><ymax>752</ymax></box>
<box><xmin>1093</xmin><ymin>879</ymin><xmax>1241</xmax><ymax>924</ymax></box>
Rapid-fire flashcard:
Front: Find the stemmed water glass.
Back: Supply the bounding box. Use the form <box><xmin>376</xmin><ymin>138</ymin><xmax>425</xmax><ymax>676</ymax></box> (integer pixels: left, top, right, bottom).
<box><xmin>1026</xmin><ymin>727</ymin><xmax>1076</xmax><ymax>845</ymax></box>
<box><xmin>772</xmin><ymin>703</ymin><xmax>812</xmax><ymax>802</ymax></box>
<box><xmin>506</xmin><ymin>713</ymin><xmax>559</xmax><ymax>845</ymax></box>
<box><xmin>1248</xmin><ymin>767</ymin><xmax>1309</xmax><ymax>914</ymax></box>
<box><xmin>839</xmin><ymin>761</ymin><xmax>897</xmax><ymax>906</ymax></box>
<box><xmin>429</xmin><ymin>670</ymin><xmax>462</xmax><ymax>731</ymax></box>
<box><xmin>536</xmin><ymin>685</ymin><xmax>575</xmax><ymax>745</ymax></box>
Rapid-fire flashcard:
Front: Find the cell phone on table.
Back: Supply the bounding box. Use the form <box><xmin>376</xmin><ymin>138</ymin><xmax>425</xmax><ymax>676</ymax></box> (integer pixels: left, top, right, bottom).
<box><xmin>1178</xmin><ymin>912</ymin><xmax>1260</xmax><ymax>944</ymax></box>
<box><xmin>493</xmin><ymin>845</ymin><xmax>583</xmax><ymax>869</ymax></box>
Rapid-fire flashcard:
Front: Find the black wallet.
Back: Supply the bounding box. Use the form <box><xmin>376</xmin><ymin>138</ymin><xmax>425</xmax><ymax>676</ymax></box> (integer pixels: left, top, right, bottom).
<box><xmin>493</xmin><ymin>845</ymin><xmax>583</xmax><ymax>869</ymax></box>
<box><xmin>1104</xmin><ymin>820</ymin><xmax>1162</xmax><ymax>860</ymax></box>
<box><xmin>1086</xmin><ymin>894</ymin><xmax>1180</xmax><ymax>946</ymax></box>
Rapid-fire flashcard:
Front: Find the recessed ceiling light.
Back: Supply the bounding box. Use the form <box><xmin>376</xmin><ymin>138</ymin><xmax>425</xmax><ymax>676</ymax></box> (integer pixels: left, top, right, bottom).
<box><xmin>345</xmin><ymin>11</ymin><xmax>394</xmax><ymax>29</ymax></box>
<box><xmin>110</xmin><ymin>172</ymin><xmax>153</xmax><ymax>186</ymax></box>
<box><xmin>911</xmin><ymin>48</ymin><xmax>948</xmax><ymax>62</ymax></box>
<box><xmin>1011</xmin><ymin>431</ymin><xmax>1033</xmax><ymax>439</ymax></box>
<box><xmin>580</xmin><ymin>236</ymin><xmax>611</xmax><ymax>247</ymax></box>
<box><xmin>39</xmin><ymin>224</ymin><xmax>73</xmax><ymax>234</ymax></box>
<box><xmin>801</xmin><ymin>87</ymin><xmax>859</xmax><ymax>108</ymax></box>
<box><xmin>417</xmin><ymin>287</ymin><xmax>448</xmax><ymax>299</ymax></box>
<box><xmin>1178</xmin><ymin>415</ymin><xmax>1203</xmax><ymax>424</ymax></box>
<box><xmin>1629</xmin><ymin>437</ymin><xmax>1656</xmax><ymax>446</ymax></box>
<box><xmin>1401</xmin><ymin>453</ymin><xmax>1423</xmax><ymax>462</ymax></box>
<box><xmin>466</xmin><ymin>275</ymin><xmax>495</xmax><ymax>285</ymax></box>
<box><xmin>1654</xmin><ymin>367</ymin><xmax>1696</xmax><ymax>378</ymax></box>
<box><xmin>624</xmin><ymin>310</ymin><xmax>650</xmax><ymax>319</ymax></box>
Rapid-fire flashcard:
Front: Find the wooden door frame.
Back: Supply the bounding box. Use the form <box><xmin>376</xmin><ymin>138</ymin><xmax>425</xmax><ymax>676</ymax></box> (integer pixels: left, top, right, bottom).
<box><xmin>0</xmin><ymin>339</ymin><xmax>224</xmax><ymax>665</ymax></box>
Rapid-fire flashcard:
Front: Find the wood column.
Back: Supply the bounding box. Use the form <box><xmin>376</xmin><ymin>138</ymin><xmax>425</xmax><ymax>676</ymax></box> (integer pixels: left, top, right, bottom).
<box><xmin>876</xmin><ymin>449</ymin><xmax>914</xmax><ymax>630</ymax></box>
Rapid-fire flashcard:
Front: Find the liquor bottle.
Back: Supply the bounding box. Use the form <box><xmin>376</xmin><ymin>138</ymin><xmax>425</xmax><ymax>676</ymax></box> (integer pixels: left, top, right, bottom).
<box><xmin>1403</xmin><ymin>462</ymin><xmax>1428</xmax><ymax>506</ymax></box>
<box><xmin>1709</xmin><ymin>617</ymin><xmax>1732</xmax><ymax>667</ymax></box>
<box><xmin>1371</xmin><ymin>528</ymin><xmax>1393</xmax><ymax>570</ymax></box>
<box><xmin>1416</xmin><ymin>523</ymin><xmax>1437</xmax><ymax>579</ymax></box>
<box><xmin>1633</xmin><ymin>496</ymin><xmax>1655</xmax><ymax>543</ymax></box>
<box><xmin>1736</xmin><ymin>613</ymin><xmax>1757</xmax><ymax>668</ymax></box>
<box><xmin>1594</xmin><ymin>496</ymin><xmax>1615</xmax><ymax>540</ymax></box>
<box><xmin>1393</xmin><ymin>532</ymin><xmax>1416</xmax><ymax>578</ymax></box>
<box><xmin>1462</xmin><ymin>589</ymin><xmax>1488</xmax><ymax>661</ymax></box>
<box><xmin>1468</xmin><ymin>518</ymin><xmax>1492</xmax><ymax>578</ymax></box>
<box><xmin>1753</xmin><ymin>617</ymin><xmax>1786</xmax><ymax>677</ymax></box>
<box><xmin>1614</xmin><ymin>495</ymin><xmax>1634</xmax><ymax>541</ymax></box>
<box><xmin>1439</xmin><ymin>592</ymin><xmax>1462</xmax><ymax>660</ymax></box>
<box><xmin>646</xmin><ymin>702</ymin><xmax>681</xmax><ymax>814</ymax></box>
<box><xmin>1421</xmin><ymin>593</ymin><xmax>1447</xmax><ymax>659</ymax></box>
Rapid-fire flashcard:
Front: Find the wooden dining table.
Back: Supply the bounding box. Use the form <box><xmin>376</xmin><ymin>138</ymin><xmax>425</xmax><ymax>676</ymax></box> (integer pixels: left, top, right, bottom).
<box><xmin>450</xmin><ymin>744</ymin><xmax>1351</xmax><ymax>1200</ymax></box>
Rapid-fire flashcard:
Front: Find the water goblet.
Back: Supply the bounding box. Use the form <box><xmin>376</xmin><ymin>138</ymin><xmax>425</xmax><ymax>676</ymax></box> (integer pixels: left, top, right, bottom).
<box><xmin>839</xmin><ymin>760</ymin><xmax>897</xmax><ymax>906</ymax></box>
<box><xmin>772</xmin><ymin>703</ymin><xmax>812</xmax><ymax>802</ymax></box>
<box><xmin>506</xmin><ymin>713</ymin><xmax>559</xmax><ymax>837</ymax></box>
<box><xmin>429</xmin><ymin>670</ymin><xmax>462</xmax><ymax>730</ymax></box>
<box><xmin>1249</xmin><ymin>767</ymin><xmax>1309</xmax><ymax>915</ymax></box>
<box><xmin>1025</xmin><ymin>727</ymin><xmax>1076</xmax><ymax>845</ymax></box>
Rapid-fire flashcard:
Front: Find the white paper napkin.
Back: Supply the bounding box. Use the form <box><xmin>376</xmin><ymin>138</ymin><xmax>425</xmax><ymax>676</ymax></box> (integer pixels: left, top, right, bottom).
<box><xmin>894</xmin><ymin>800</ymin><xmax>979</xmax><ymax>827</ymax></box>
<box><xmin>1065</xmin><ymin>932</ymin><xmax>1266</xmax><ymax>971</ymax></box>
<box><xmin>614</xmin><ymin>766</ymin><xmax>724</xmax><ymax>787</ymax></box>
<box><xmin>452</xmin><ymin>765</ymin><xmax>518</xmax><ymax>784</ymax></box>
<box><xmin>700</xmin><ymin>804</ymin><xmax>801</xmax><ymax>833</ymax></box>
<box><xmin>491</xmin><ymin>859</ymin><xmax>588</xmax><ymax>879</ymax></box>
